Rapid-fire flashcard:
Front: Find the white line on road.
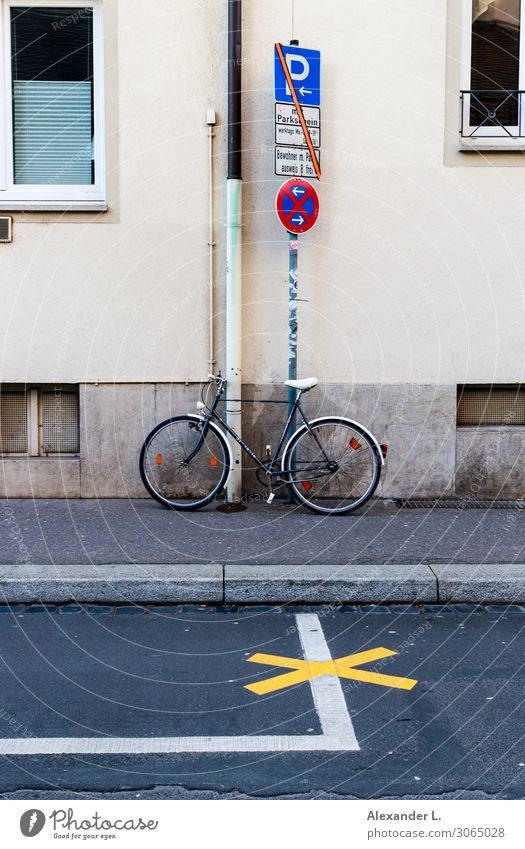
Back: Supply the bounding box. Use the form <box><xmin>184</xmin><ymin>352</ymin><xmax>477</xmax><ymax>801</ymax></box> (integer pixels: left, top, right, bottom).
<box><xmin>297</xmin><ymin>613</ymin><xmax>359</xmax><ymax>747</ymax></box>
<box><xmin>0</xmin><ymin>614</ymin><xmax>359</xmax><ymax>755</ymax></box>
<box><xmin>0</xmin><ymin>735</ymin><xmax>354</xmax><ymax>755</ymax></box>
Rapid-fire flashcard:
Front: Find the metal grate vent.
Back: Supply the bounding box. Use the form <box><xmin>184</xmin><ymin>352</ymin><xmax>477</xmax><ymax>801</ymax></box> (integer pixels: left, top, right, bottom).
<box><xmin>0</xmin><ymin>217</ymin><xmax>12</xmax><ymax>243</ymax></box>
<box><xmin>400</xmin><ymin>498</ymin><xmax>525</xmax><ymax>509</ymax></box>
<box><xmin>0</xmin><ymin>392</ymin><xmax>28</xmax><ymax>452</ymax></box>
<box><xmin>41</xmin><ymin>391</ymin><xmax>79</xmax><ymax>454</ymax></box>
<box><xmin>457</xmin><ymin>386</ymin><xmax>525</xmax><ymax>426</ymax></box>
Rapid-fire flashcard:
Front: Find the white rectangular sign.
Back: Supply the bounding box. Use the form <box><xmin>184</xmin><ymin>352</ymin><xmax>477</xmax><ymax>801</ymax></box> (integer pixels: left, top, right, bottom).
<box><xmin>275</xmin><ymin>145</ymin><xmax>321</xmax><ymax>178</ymax></box>
<box><xmin>275</xmin><ymin>102</ymin><xmax>321</xmax><ymax>148</ymax></box>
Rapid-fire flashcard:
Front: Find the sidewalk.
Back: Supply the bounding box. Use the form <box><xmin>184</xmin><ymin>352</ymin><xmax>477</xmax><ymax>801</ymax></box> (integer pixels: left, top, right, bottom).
<box><xmin>1</xmin><ymin>498</ymin><xmax>524</xmax><ymax>603</ymax></box>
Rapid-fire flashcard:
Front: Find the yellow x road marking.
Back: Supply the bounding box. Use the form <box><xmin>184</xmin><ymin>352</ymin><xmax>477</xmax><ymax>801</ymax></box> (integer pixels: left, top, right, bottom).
<box><xmin>244</xmin><ymin>647</ymin><xmax>417</xmax><ymax>695</ymax></box>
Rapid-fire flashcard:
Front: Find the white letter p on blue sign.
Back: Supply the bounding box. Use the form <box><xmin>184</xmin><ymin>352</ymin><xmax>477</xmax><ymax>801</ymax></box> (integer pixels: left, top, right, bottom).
<box><xmin>274</xmin><ymin>45</ymin><xmax>321</xmax><ymax>108</ymax></box>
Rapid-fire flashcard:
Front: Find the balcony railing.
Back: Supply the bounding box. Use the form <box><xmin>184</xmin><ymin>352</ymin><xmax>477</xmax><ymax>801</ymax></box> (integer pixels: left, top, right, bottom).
<box><xmin>460</xmin><ymin>89</ymin><xmax>525</xmax><ymax>138</ymax></box>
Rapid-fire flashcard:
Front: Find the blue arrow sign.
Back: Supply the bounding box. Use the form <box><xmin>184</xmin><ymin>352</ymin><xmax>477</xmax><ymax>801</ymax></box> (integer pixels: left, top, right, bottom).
<box><xmin>274</xmin><ymin>45</ymin><xmax>321</xmax><ymax>108</ymax></box>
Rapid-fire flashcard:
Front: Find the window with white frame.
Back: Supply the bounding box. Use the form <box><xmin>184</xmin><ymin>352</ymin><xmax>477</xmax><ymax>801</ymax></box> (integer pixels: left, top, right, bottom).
<box><xmin>460</xmin><ymin>0</ymin><xmax>525</xmax><ymax>142</ymax></box>
<box><xmin>0</xmin><ymin>1</ymin><xmax>105</xmax><ymax>208</ymax></box>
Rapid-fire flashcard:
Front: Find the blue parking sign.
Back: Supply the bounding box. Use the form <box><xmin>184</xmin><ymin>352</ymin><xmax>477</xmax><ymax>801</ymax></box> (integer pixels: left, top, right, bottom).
<box><xmin>274</xmin><ymin>45</ymin><xmax>321</xmax><ymax>108</ymax></box>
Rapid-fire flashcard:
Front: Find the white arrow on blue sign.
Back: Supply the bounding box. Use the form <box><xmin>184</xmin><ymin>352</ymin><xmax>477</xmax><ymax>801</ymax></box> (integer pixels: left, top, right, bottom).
<box><xmin>274</xmin><ymin>45</ymin><xmax>321</xmax><ymax>108</ymax></box>
<box><xmin>291</xmin><ymin>185</ymin><xmax>307</xmax><ymax>198</ymax></box>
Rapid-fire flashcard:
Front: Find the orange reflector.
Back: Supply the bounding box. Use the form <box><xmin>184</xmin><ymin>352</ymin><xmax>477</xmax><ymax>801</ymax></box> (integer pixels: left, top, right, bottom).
<box><xmin>302</xmin><ymin>481</ymin><xmax>312</xmax><ymax>492</ymax></box>
<box><xmin>350</xmin><ymin>438</ymin><xmax>361</xmax><ymax>450</ymax></box>
<box><xmin>210</xmin><ymin>455</ymin><xmax>218</xmax><ymax>467</ymax></box>
<box><xmin>155</xmin><ymin>454</ymin><xmax>163</xmax><ymax>465</ymax></box>
<box><xmin>380</xmin><ymin>444</ymin><xmax>388</xmax><ymax>459</ymax></box>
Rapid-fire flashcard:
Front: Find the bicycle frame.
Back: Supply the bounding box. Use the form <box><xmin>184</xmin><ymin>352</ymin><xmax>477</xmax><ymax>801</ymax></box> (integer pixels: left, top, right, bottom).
<box><xmin>185</xmin><ymin>379</ymin><xmax>332</xmax><ymax>479</ymax></box>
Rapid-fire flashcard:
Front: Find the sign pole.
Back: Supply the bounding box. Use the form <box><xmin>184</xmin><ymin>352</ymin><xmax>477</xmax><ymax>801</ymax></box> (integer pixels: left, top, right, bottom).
<box><xmin>288</xmin><ymin>232</ymin><xmax>298</xmax><ymax>441</ymax></box>
<box><xmin>274</xmin><ymin>41</ymin><xmax>321</xmax><ymax>503</ymax></box>
<box><xmin>275</xmin><ymin>177</ymin><xmax>319</xmax><ymax>451</ymax></box>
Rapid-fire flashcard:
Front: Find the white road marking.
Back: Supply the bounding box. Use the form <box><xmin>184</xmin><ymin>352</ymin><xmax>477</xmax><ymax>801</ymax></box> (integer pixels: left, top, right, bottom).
<box><xmin>296</xmin><ymin>613</ymin><xmax>359</xmax><ymax>747</ymax></box>
<box><xmin>0</xmin><ymin>613</ymin><xmax>359</xmax><ymax>755</ymax></box>
<box><xmin>0</xmin><ymin>735</ymin><xmax>353</xmax><ymax>755</ymax></box>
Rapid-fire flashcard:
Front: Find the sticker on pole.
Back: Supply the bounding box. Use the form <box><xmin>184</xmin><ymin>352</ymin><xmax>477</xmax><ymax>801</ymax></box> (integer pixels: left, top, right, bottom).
<box><xmin>276</xmin><ymin>178</ymin><xmax>319</xmax><ymax>235</ymax></box>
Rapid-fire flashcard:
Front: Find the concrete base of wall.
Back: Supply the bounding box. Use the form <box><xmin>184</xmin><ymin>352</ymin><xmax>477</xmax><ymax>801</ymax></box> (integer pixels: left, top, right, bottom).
<box><xmin>456</xmin><ymin>427</ymin><xmax>525</xmax><ymax>499</ymax></box>
<box><xmin>1</xmin><ymin>383</ymin><xmax>524</xmax><ymax>499</ymax></box>
<box><xmin>79</xmin><ymin>383</ymin><xmax>198</xmax><ymax>498</ymax></box>
<box><xmin>0</xmin><ymin>456</ymin><xmax>80</xmax><ymax>498</ymax></box>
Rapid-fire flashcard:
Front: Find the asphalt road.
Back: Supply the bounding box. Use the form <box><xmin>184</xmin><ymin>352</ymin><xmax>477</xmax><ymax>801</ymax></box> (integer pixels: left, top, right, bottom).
<box><xmin>0</xmin><ymin>603</ymin><xmax>523</xmax><ymax>799</ymax></box>
<box><xmin>2</xmin><ymin>498</ymin><xmax>525</xmax><ymax>565</ymax></box>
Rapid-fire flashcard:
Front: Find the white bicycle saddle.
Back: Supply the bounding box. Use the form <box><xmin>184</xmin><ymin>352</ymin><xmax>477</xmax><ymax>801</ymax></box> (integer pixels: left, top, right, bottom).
<box><xmin>284</xmin><ymin>377</ymin><xmax>318</xmax><ymax>392</ymax></box>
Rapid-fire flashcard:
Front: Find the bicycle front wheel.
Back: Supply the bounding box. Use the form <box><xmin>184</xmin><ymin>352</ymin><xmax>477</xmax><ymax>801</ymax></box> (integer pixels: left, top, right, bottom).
<box><xmin>283</xmin><ymin>417</ymin><xmax>382</xmax><ymax>515</ymax></box>
<box><xmin>139</xmin><ymin>416</ymin><xmax>230</xmax><ymax>510</ymax></box>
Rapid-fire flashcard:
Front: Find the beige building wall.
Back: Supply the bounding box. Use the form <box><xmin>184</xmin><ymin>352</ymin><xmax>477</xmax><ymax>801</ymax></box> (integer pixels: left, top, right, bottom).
<box><xmin>1</xmin><ymin>0</ymin><xmax>525</xmax><ymax>499</ymax></box>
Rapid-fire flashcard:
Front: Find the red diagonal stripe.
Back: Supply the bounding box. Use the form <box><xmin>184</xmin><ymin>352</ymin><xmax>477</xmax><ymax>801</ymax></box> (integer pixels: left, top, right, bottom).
<box><xmin>283</xmin><ymin>187</ymin><xmax>314</xmax><ymax>223</ymax></box>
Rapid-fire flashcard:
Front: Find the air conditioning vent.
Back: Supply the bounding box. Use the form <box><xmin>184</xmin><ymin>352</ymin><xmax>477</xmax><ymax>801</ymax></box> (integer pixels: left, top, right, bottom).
<box><xmin>0</xmin><ymin>217</ymin><xmax>12</xmax><ymax>243</ymax></box>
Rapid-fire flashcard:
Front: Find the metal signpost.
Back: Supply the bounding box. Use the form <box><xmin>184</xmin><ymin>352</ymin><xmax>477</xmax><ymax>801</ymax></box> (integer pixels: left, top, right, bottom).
<box><xmin>275</xmin><ymin>178</ymin><xmax>320</xmax><ymax>438</ymax></box>
<box><xmin>274</xmin><ymin>42</ymin><xmax>322</xmax><ymax>445</ymax></box>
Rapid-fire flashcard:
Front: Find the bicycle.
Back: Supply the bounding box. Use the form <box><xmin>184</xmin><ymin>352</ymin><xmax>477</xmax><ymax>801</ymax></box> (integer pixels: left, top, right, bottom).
<box><xmin>139</xmin><ymin>374</ymin><xmax>387</xmax><ymax>515</ymax></box>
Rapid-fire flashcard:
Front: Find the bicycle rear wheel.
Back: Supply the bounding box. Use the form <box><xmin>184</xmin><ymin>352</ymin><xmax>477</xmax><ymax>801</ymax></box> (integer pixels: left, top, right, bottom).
<box><xmin>139</xmin><ymin>416</ymin><xmax>230</xmax><ymax>510</ymax></box>
<box><xmin>283</xmin><ymin>417</ymin><xmax>382</xmax><ymax>514</ymax></box>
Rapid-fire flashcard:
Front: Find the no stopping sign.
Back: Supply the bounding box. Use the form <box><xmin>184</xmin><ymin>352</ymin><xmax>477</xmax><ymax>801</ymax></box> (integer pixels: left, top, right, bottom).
<box><xmin>275</xmin><ymin>178</ymin><xmax>319</xmax><ymax>234</ymax></box>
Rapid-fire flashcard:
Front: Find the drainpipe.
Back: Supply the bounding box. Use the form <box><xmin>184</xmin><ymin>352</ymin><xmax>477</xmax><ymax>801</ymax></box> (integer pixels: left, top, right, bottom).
<box><xmin>226</xmin><ymin>0</ymin><xmax>243</xmax><ymax>501</ymax></box>
<box><xmin>207</xmin><ymin>108</ymin><xmax>217</xmax><ymax>373</ymax></box>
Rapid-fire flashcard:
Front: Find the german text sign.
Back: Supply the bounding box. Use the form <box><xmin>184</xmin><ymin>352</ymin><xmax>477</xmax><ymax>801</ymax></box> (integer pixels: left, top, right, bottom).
<box><xmin>275</xmin><ymin>103</ymin><xmax>321</xmax><ymax>148</ymax></box>
<box><xmin>275</xmin><ymin>146</ymin><xmax>321</xmax><ymax>179</ymax></box>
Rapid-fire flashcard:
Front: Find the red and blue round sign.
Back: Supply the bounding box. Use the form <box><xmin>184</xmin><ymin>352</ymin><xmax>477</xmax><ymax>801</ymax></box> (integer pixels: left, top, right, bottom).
<box><xmin>275</xmin><ymin>178</ymin><xmax>320</xmax><ymax>235</ymax></box>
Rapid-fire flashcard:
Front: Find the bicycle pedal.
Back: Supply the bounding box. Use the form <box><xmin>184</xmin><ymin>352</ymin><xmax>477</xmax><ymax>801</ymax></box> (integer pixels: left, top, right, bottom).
<box><xmin>267</xmin><ymin>492</ymin><xmax>275</xmax><ymax>505</ymax></box>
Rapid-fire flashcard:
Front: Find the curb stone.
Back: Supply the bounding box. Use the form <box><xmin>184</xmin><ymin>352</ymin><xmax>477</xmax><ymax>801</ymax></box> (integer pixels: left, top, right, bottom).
<box><xmin>433</xmin><ymin>564</ymin><xmax>525</xmax><ymax>604</ymax></box>
<box><xmin>0</xmin><ymin>564</ymin><xmax>223</xmax><ymax>603</ymax></box>
<box><xmin>223</xmin><ymin>564</ymin><xmax>437</xmax><ymax>603</ymax></box>
<box><xmin>0</xmin><ymin>563</ymin><xmax>523</xmax><ymax>604</ymax></box>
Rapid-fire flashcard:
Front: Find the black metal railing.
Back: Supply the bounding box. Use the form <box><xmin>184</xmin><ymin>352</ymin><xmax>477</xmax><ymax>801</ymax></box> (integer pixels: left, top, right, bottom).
<box><xmin>460</xmin><ymin>89</ymin><xmax>525</xmax><ymax>138</ymax></box>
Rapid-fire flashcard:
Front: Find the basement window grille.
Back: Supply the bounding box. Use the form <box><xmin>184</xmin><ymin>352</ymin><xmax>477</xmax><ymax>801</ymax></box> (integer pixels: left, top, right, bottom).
<box><xmin>41</xmin><ymin>391</ymin><xmax>80</xmax><ymax>454</ymax></box>
<box><xmin>0</xmin><ymin>391</ymin><xmax>28</xmax><ymax>452</ymax></box>
<box><xmin>457</xmin><ymin>385</ymin><xmax>525</xmax><ymax>426</ymax></box>
<box><xmin>0</xmin><ymin>386</ymin><xmax>79</xmax><ymax>455</ymax></box>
